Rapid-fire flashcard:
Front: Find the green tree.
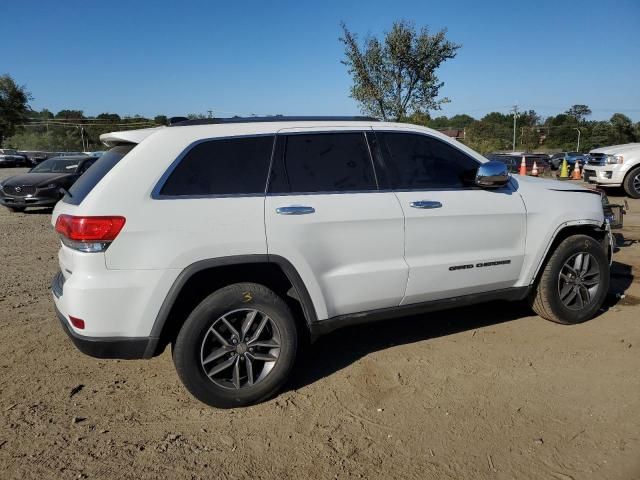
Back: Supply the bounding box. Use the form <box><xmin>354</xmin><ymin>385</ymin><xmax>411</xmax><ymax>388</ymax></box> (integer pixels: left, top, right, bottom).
<box><xmin>447</xmin><ymin>114</ymin><xmax>475</xmax><ymax>128</ymax></box>
<box><xmin>565</xmin><ymin>104</ymin><xmax>592</xmax><ymax>122</ymax></box>
<box><xmin>0</xmin><ymin>74</ymin><xmax>32</xmax><ymax>145</ymax></box>
<box><xmin>340</xmin><ymin>20</ymin><xmax>461</xmax><ymax>121</ymax></box>
<box><xmin>29</xmin><ymin>108</ymin><xmax>54</xmax><ymax>120</ymax></box>
<box><xmin>464</xmin><ymin>120</ymin><xmax>510</xmax><ymax>153</ymax></box>
<box><xmin>427</xmin><ymin>116</ymin><xmax>451</xmax><ymax>129</ymax></box>
<box><xmin>97</xmin><ymin>113</ymin><xmax>121</xmax><ymax>122</ymax></box>
<box><xmin>55</xmin><ymin>109</ymin><xmax>84</xmax><ymax>120</ymax></box>
<box><xmin>154</xmin><ymin>115</ymin><xmax>168</xmax><ymax>125</ymax></box>
<box><xmin>609</xmin><ymin>113</ymin><xmax>635</xmax><ymax>144</ymax></box>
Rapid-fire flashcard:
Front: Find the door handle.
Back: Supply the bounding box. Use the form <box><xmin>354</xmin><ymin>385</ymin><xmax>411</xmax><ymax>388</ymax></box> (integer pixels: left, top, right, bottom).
<box><xmin>410</xmin><ymin>200</ymin><xmax>442</xmax><ymax>209</ymax></box>
<box><xmin>276</xmin><ymin>205</ymin><xmax>316</xmax><ymax>215</ymax></box>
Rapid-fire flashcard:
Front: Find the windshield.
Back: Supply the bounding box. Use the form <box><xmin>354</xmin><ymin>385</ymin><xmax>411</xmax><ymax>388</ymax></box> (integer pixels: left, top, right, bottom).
<box><xmin>31</xmin><ymin>158</ymin><xmax>82</xmax><ymax>173</ymax></box>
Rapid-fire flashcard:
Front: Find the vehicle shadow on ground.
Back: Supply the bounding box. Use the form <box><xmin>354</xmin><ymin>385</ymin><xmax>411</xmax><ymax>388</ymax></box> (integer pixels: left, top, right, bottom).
<box><xmin>288</xmin><ymin>300</ymin><xmax>532</xmax><ymax>391</ymax></box>
<box><xmin>289</xmin><ymin>260</ymin><xmax>636</xmax><ymax>391</ymax></box>
<box><xmin>605</xmin><ymin>231</ymin><xmax>637</xmax><ymax>308</ymax></box>
<box><xmin>605</xmin><ymin>260</ymin><xmax>636</xmax><ymax>309</ymax></box>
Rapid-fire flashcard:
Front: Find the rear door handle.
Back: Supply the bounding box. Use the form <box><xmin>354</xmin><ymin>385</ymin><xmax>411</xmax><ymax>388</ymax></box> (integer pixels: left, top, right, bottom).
<box><xmin>276</xmin><ymin>205</ymin><xmax>316</xmax><ymax>215</ymax></box>
<box><xmin>410</xmin><ymin>200</ymin><xmax>442</xmax><ymax>209</ymax></box>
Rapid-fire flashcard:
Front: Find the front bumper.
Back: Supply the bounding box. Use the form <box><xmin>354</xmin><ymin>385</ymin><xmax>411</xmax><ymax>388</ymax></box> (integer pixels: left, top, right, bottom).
<box><xmin>1</xmin><ymin>193</ymin><xmax>59</xmax><ymax>208</ymax></box>
<box><xmin>583</xmin><ymin>165</ymin><xmax>624</xmax><ymax>186</ymax></box>
<box><xmin>52</xmin><ymin>271</ymin><xmax>157</xmax><ymax>359</ymax></box>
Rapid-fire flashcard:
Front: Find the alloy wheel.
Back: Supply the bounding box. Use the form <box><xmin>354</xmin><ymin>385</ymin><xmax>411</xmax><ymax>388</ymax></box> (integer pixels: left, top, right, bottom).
<box><xmin>199</xmin><ymin>308</ymin><xmax>281</xmax><ymax>389</ymax></box>
<box><xmin>557</xmin><ymin>252</ymin><xmax>601</xmax><ymax>310</ymax></box>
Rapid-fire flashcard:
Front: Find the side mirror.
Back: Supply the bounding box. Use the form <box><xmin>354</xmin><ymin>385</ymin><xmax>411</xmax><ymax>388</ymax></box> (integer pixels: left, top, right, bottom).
<box><xmin>475</xmin><ymin>161</ymin><xmax>510</xmax><ymax>188</ymax></box>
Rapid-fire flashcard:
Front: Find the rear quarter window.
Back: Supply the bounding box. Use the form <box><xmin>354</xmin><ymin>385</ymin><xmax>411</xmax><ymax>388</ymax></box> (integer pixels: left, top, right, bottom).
<box><xmin>63</xmin><ymin>144</ymin><xmax>135</xmax><ymax>205</ymax></box>
<box><xmin>158</xmin><ymin>135</ymin><xmax>274</xmax><ymax>196</ymax></box>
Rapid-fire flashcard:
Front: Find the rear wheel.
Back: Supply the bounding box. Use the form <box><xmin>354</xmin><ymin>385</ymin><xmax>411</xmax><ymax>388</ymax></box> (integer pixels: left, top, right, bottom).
<box><xmin>623</xmin><ymin>166</ymin><xmax>640</xmax><ymax>199</ymax></box>
<box><xmin>530</xmin><ymin>234</ymin><xmax>609</xmax><ymax>324</ymax></box>
<box><xmin>173</xmin><ymin>282</ymin><xmax>298</xmax><ymax>408</ymax></box>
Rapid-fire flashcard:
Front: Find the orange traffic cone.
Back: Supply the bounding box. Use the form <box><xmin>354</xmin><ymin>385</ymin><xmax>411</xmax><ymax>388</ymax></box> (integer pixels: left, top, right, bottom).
<box><xmin>519</xmin><ymin>156</ymin><xmax>527</xmax><ymax>176</ymax></box>
<box><xmin>572</xmin><ymin>160</ymin><xmax>582</xmax><ymax>180</ymax></box>
<box><xmin>531</xmin><ymin>161</ymin><xmax>539</xmax><ymax>176</ymax></box>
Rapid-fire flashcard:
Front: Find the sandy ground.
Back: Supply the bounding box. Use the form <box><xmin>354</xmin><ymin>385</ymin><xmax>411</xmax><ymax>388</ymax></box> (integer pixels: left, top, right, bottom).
<box><xmin>0</xmin><ymin>167</ymin><xmax>638</xmax><ymax>480</ymax></box>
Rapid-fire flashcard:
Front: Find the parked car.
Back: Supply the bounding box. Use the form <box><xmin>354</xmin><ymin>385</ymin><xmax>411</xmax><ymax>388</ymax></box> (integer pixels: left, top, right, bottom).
<box><xmin>0</xmin><ymin>149</ymin><xmax>29</xmax><ymax>167</ymax></box>
<box><xmin>0</xmin><ymin>155</ymin><xmax>98</xmax><ymax>212</ymax></box>
<box><xmin>20</xmin><ymin>151</ymin><xmax>51</xmax><ymax>166</ymax></box>
<box><xmin>83</xmin><ymin>151</ymin><xmax>106</xmax><ymax>157</ymax></box>
<box><xmin>583</xmin><ymin>143</ymin><xmax>640</xmax><ymax>198</ymax></box>
<box><xmin>485</xmin><ymin>154</ymin><xmax>518</xmax><ymax>173</ymax></box>
<box><xmin>549</xmin><ymin>152</ymin><xmax>589</xmax><ymax>170</ymax></box>
<box><xmin>51</xmin><ymin>117</ymin><xmax>613</xmax><ymax>408</ymax></box>
<box><xmin>487</xmin><ymin>153</ymin><xmax>550</xmax><ymax>175</ymax></box>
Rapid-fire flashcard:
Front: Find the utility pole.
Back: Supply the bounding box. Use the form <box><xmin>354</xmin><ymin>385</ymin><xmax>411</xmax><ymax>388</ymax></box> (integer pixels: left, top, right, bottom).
<box><xmin>574</xmin><ymin>128</ymin><xmax>581</xmax><ymax>152</ymax></box>
<box><xmin>511</xmin><ymin>105</ymin><xmax>519</xmax><ymax>152</ymax></box>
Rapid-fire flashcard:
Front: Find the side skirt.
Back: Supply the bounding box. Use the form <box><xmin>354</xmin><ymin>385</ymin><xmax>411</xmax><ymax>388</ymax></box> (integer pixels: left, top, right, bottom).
<box><xmin>309</xmin><ymin>286</ymin><xmax>531</xmax><ymax>337</ymax></box>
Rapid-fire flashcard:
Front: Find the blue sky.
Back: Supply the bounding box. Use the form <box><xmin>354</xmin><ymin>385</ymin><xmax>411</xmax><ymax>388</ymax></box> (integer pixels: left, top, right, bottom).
<box><xmin>2</xmin><ymin>0</ymin><xmax>639</xmax><ymax>121</ymax></box>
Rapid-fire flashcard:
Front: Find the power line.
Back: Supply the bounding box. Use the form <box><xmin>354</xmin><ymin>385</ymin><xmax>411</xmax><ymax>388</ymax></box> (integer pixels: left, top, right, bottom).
<box><xmin>18</xmin><ymin>121</ymin><xmax>157</xmax><ymax>127</ymax></box>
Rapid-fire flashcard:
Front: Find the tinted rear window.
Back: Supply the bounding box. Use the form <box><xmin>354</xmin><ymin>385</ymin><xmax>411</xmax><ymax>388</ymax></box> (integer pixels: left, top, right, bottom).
<box><xmin>63</xmin><ymin>144</ymin><xmax>135</xmax><ymax>205</ymax></box>
<box><xmin>159</xmin><ymin>136</ymin><xmax>274</xmax><ymax>196</ymax></box>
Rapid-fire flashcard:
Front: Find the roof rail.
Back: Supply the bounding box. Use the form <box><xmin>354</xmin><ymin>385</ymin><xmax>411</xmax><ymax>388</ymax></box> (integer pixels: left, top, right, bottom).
<box><xmin>168</xmin><ymin>115</ymin><xmax>379</xmax><ymax>126</ymax></box>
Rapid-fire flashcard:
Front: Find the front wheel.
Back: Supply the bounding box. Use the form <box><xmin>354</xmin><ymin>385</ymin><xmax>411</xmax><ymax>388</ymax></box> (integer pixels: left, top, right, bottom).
<box><xmin>530</xmin><ymin>234</ymin><xmax>609</xmax><ymax>324</ymax></box>
<box><xmin>623</xmin><ymin>166</ymin><xmax>640</xmax><ymax>199</ymax></box>
<box><xmin>173</xmin><ymin>282</ymin><xmax>298</xmax><ymax>408</ymax></box>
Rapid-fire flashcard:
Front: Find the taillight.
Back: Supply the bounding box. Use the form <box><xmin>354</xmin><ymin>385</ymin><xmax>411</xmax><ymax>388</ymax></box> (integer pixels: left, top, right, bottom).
<box><xmin>55</xmin><ymin>215</ymin><xmax>125</xmax><ymax>252</ymax></box>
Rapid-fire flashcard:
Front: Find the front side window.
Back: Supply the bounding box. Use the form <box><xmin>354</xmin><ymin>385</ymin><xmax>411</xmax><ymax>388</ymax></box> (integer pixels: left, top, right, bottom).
<box><xmin>378</xmin><ymin>132</ymin><xmax>479</xmax><ymax>189</ymax></box>
<box><xmin>269</xmin><ymin>132</ymin><xmax>377</xmax><ymax>194</ymax></box>
<box><xmin>160</xmin><ymin>135</ymin><xmax>274</xmax><ymax>196</ymax></box>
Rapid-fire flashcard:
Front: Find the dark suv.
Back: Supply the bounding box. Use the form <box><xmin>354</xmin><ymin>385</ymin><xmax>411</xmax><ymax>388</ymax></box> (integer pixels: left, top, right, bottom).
<box><xmin>0</xmin><ymin>155</ymin><xmax>98</xmax><ymax>212</ymax></box>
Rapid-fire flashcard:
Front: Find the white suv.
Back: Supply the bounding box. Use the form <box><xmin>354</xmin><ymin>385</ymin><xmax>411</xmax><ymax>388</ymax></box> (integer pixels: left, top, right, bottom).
<box><xmin>583</xmin><ymin>143</ymin><xmax>640</xmax><ymax>198</ymax></box>
<box><xmin>51</xmin><ymin>117</ymin><xmax>613</xmax><ymax>407</ymax></box>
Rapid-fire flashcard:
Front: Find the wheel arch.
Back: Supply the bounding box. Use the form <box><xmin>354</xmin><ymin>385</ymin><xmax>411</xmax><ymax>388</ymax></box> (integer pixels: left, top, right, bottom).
<box><xmin>530</xmin><ymin>221</ymin><xmax>608</xmax><ymax>287</ymax></box>
<box><xmin>144</xmin><ymin>255</ymin><xmax>318</xmax><ymax>357</ymax></box>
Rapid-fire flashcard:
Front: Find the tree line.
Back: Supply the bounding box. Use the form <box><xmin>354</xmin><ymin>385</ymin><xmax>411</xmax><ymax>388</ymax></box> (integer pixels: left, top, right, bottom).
<box><xmin>403</xmin><ymin>106</ymin><xmax>640</xmax><ymax>153</ymax></box>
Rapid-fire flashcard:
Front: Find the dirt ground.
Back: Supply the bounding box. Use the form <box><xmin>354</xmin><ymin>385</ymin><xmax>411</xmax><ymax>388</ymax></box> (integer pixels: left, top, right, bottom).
<box><xmin>0</xmin><ymin>167</ymin><xmax>638</xmax><ymax>480</ymax></box>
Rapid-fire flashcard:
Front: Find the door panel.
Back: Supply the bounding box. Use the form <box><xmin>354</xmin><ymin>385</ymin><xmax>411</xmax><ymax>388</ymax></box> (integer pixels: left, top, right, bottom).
<box><xmin>266</xmin><ymin>193</ymin><xmax>407</xmax><ymax>318</ymax></box>
<box><xmin>265</xmin><ymin>130</ymin><xmax>407</xmax><ymax>319</ymax></box>
<box><xmin>395</xmin><ymin>188</ymin><xmax>526</xmax><ymax>304</ymax></box>
<box><xmin>374</xmin><ymin>129</ymin><xmax>526</xmax><ymax>305</ymax></box>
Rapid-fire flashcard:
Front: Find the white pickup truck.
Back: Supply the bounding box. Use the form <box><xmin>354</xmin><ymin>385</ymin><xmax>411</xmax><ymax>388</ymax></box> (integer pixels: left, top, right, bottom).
<box><xmin>583</xmin><ymin>143</ymin><xmax>640</xmax><ymax>198</ymax></box>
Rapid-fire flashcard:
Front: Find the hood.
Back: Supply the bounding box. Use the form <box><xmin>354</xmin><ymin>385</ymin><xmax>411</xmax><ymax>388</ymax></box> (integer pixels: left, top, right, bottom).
<box><xmin>511</xmin><ymin>174</ymin><xmax>596</xmax><ymax>193</ymax></box>
<box><xmin>589</xmin><ymin>143</ymin><xmax>640</xmax><ymax>155</ymax></box>
<box><xmin>1</xmin><ymin>172</ymin><xmax>75</xmax><ymax>188</ymax></box>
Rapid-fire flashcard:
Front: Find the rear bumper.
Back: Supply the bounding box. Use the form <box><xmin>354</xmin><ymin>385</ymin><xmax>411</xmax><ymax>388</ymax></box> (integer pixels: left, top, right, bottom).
<box><xmin>52</xmin><ymin>271</ymin><xmax>156</xmax><ymax>359</ymax></box>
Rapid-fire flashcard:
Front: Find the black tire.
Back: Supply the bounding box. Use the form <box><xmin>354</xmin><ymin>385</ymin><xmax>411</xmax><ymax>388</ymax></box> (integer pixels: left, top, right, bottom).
<box><xmin>6</xmin><ymin>206</ymin><xmax>25</xmax><ymax>213</ymax></box>
<box><xmin>623</xmin><ymin>166</ymin><xmax>640</xmax><ymax>199</ymax></box>
<box><xmin>173</xmin><ymin>282</ymin><xmax>298</xmax><ymax>408</ymax></box>
<box><xmin>530</xmin><ymin>234</ymin><xmax>609</xmax><ymax>324</ymax></box>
